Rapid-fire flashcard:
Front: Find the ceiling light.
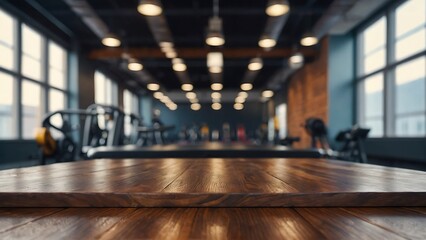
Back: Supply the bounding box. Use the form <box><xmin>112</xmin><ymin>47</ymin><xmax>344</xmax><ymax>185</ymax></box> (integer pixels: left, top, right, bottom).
<box><xmin>159</xmin><ymin>41</ymin><xmax>173</xmax><ymax>48</ymax></box>
<box><xmin>153</xmin><ymin>92</ymin><xmax>163</xmax><ymax>99</ymax></box>
<box><xmin>212</xmin><ymin>98</ymin><xmax>221</xmax><ymax>103</ymax></box>
<box><xmin>234</xmin><ymin>103</ymin><xmax>244</xmax><ymax>110</ymax></box>
<box><xmin>207</xmin><ymin>52</ymin><xmax>223</xmax><ymax>68</ymax></box>
<box><xmin>240</xmin><ymin>83</ymin><xmax>253</xmax><ymax>91</ymax></box>
<box><xmin>127</xmin><ymin>59</ymin><xmax>143</xmax><ymax>71</ymax></box>
<box><xmin>211</xmin><ymin>92</ymin><xmax>221</xmax><ymax>99</ymax></box>
<box><xmin>206</xmin><ymin>35</ymin><xmax>225</xmax><ymax>47</ymax></box>
<box><xmin>238</xmin><ymin>91</ymin><xmax>248</xmax><ymax>98</ymax></box>
<box><xmin>186</xmin><ymin>92</ymin><xmax>197</xmax><ymax>99</ymax></box>
<box><xmin>190</xmin><ymin>98</ymin><xmax>199</xmax><ymax>103</ymax></box>
<box><xmin>266</xmin><ymin>0</ymin><xmax>290</xmax><ymax>17</ymax></box>
<box><xmin>147</xmin><ymin>83</ymin><xmax>160</xmax><ymax>91</ymax></box>
<box><xmin>248</xmin><ymin>57</ymin><xmax>263</xmax><ymax>71</ymax></box>
<box><xmin>235</xmin><ymin>96</ymin><xmax>246</xmax><ymax>103</ymax></box>
<box><xmin>102</xmin><ymin>33</ymin><xmax>121</xmax><ymax>47</ymax></box>
<box><xmin>300</xmin><ymin>33</ymin><xmax>318</xmax><ymax>46</ymax></box>
<box><xmin>191</xmin><ymin>103</ymin><xmax>201</xmax><ymax>111</ymax></box>
<box><xmin>160</xmin><ymin>96</ymin><xmax>171</xmax><ymax>103</ymax></box>
<box><xmin>161</xmin><ymin>47</ymin><xmax>174</xmax><ymax>53</ymax></box>
<box><xmin>211</xmin><ymin>83</ymin><xmax>223</xmax><ymax>91</ymax></box>
<box><xmin>172</xmin><ymin>58</ymin><xmax>187</xmax><ymax>71</ymax></box>
<box><xmin>258</xmin><ymin>36</ymin><xmax>276</xmax><ymax>49</ymax></box>
<box><xmin>165</xmin><ymin>51</ymin><xmax>177</xmax><ymax>59</ymax></box>
<box><xmin>260</xmin><ymin>96</ymin><xmax>269</xmax><ymax>102</ymax></box>
<box><xmin>212</xmin><ymin>102</ymin><xmax>221</xmax><ymax>110</ymax></box>
<box><xmin>262</xmin><ymin>90</ymin><xmax>274</xmax><ymax>98</ymax></box>
<box><xmin>207</xmin><ymin>52</ymin><xmax>223</xmax><ymax>73</ymax></box>
<box><xmin>167</xmin><ymin>103</ymin><xmax>177</xmax><ymax>111</ymax></box>
<box><xmin>289</xmin><ymin>52</ymin><xmax>304</xmax><ymax>69</ymax></box>
<box><xmin>209</xmin><ymin>66</ymin><xmax>222</xmax><ymax>73</ymax></box>
<box><xmin>206</xmin><ymin>16</ymin><xmax>225</xmax><ymax>46</ymax></box>
<box><xmin>181</xmin><ymin>83</ymin><xmax>193</xmax><ymax>91</ymax></box>
<box><xmin>137</xmin><ymin>0</ymin><xmax>163</xmax><ymax>16</ymax></box>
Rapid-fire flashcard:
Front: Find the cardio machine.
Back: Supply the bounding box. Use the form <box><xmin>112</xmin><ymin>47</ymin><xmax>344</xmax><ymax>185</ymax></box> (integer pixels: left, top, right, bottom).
<box><xmin>304</xmin><ymin>117</ymin><xmax>370</xmax><ymax>163</ymax></box>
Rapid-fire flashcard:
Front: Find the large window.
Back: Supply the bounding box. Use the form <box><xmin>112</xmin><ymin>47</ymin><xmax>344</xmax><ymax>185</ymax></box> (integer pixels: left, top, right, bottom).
<box><xmin>0</xmin><ymin>7</ymin><xmax>68</xmax><ymax>139</ymax></box>
<box><xmin>357</xmin><ymin>0</ymin><xmax>426</xmax><ymax>137</ymax></box>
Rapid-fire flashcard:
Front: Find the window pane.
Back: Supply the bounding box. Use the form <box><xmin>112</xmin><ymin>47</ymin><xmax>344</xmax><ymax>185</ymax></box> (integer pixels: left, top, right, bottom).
<box><xmin>0</xmin><ymin>44</ymin><xmax>14</xmax><ymax>70</ymax></box>
<box><xmin>395</xmin><ymin>57</ymin><xmax>426</xmax><ymax>115</ymax></box>
<box><xmin>364</xmin><ymin>73</ymin><xmax>384</xmax><ymax>118</ymax></box>
<box><xmin>49</xmin><ymin>68</ymin><xmax>65</xmax><ymax>89</ymax></box>
<box><xmin>362</xmin><ymin>73</ymin><xmax>384</xmax><ymax>137</ymax></box>
<box><xmin>363</xmin><ymin>17</ymin><xmax>386</xmax><ymax>55</ymax></box>
<box><xmin>396</xmin><ymin>29</ymin><xmax>426</xmax><ymax>61</ymax></box>
<box><xmin>396</xmin><ymin>0</ymin><xmax>426</xmax><ymax>38</ymax></box>
<box><xmin>22</xmin><ymin>55</ymin><xmax>42</xmax><ymax>81</ymax></box>
<box><xmin>365</xmin><ymin>119</ymin><xmax>384</xmax><ymax>137</ymax></box>
<box><xmin>95</xmin><ymin>71</ymin><xmax>106</xmax><ymax>104</ymax></box>
<box><xmin>0</xmin><ymin>8</ymin><xmax>14</xmax><ymax>47</ymax></box>
<box><xmin>123</xmin><ymin>89</ymin><xmax>132</xmax><ymax>114</ymax></box>
<box><xmin>49</xmin><ymin>89</ymin><xmax>66</xmax><ymax>112</ymax></box>
<box><xmin>396</xmin><ymin>115</ymin><xmax>426</xmax><ymax>137</ymax></box>
<box><xmin>22</xmin><ymin>80</ymin><xmax>42</xmax><ymax>139</ymax></box>
<box><xmin>49</xmin><ymin>41</ymin><xmax>65</xmax><ymax>71</ymax></box>
<box><xmin>364</xmin><ymin>48</ymin><xmax>386</xmax><ymax>74</ymax></box>
<box><xmin>49</xmin><ymin>89</ymin><xmax>66</xmax><ymax>136</ymax></box>
<box><xmin>22</xmin><ymin>24</ymin><xmax>42</xmax><ymax>60</ymax></box>
<box><xmin>0</xmin><ymin>72</ymin><xmax>15</xmax><ymax>139</ymax></box>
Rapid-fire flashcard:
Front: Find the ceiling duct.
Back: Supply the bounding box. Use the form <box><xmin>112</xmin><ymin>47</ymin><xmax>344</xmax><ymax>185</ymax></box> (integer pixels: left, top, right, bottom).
<box><xmin>145</xmin><ymin>15</ymin><xmax>174</xmax><ymax>44</ymax></box>
<box><xmin>64</xmin><ymin>0</ymin><xmax>163</xmax><ymax>91</ymax></box>
<box><xmin>262</xmin><ymin>14</ymin><xmax>289</xmax><ymax>41</ymax></box>
<box><xmin>328</xmin><ymin>0</ymin><xmax>392</xmax><ymax>35</ymax></box>
<box><xmin>63</xmin><ymin>0</ymin><xmax>109</xmax><ymax>38</ymax></box>
<box><xmin>311</xmin><ymin>0</ymin><xmax>358</xmax><ymax>39</ymax></box>
<box><xmin>236</xmin><ymin>5</ymin><xmax>289</xmax><ymax>98</ymax></box>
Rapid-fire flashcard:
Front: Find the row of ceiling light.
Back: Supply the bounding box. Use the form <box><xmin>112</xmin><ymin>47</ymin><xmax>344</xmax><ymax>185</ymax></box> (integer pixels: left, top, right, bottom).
<box><xmin>100</xmin><ymin>0</ymin><xmax>318</xmax><ymax>112</ymax></box>
<box><xmin>101</xmin><ymin>0</ymin><xmax>319</xmax><ymax>50</ymax></box>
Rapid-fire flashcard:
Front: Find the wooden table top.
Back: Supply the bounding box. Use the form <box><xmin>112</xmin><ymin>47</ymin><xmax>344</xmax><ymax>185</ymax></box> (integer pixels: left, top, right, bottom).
<box><xmin>86</xmin><ymin>142</ymin><xmax>323</xmax><ymax>159</ymax></box>
<box><xmin>2</xmin><ymin>158</ymin><xmax>426</xmax><ymax>239</ymax></box>
<box><xmin>1</xmin><ymin>158</ymin><xmax>425</xmax><ymax>207</ymax></box>
<box><xmin>1</xmin><ymin>207</ymin><xmax>425</xmax><ymax>239</ymax></box>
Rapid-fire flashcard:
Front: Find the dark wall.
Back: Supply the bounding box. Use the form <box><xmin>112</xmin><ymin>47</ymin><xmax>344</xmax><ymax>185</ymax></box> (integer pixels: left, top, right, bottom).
<box><xmin>153</xmin><ymin>101</ymin><xmax>264</xmax><ymax>140</ymax></box>
<box><xmin>78</xmin><ymin>56</ymin><xmax>96</xmax><ymax>109</ymax></box>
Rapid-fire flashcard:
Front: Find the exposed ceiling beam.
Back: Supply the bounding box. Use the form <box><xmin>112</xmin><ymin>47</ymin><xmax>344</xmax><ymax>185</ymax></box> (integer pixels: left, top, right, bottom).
<box><xmin>88</xmin><ymin>48</ymin><xmax>318</xmax><ymax>60</ymax></box>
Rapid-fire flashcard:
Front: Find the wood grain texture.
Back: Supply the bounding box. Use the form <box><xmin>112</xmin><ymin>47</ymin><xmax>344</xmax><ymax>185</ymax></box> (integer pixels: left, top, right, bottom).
<box><xmin>0</xmin><ymin>208</ymin><xmax>136</xmax><ymax>240</ymax></box>
<box><xmin>343</xmin><ymin>208</ymin><xmax>426</xmax><ymax>240</ymax></box>
<box><xmin>0</xmin><ymin>158</ymin><xmax>425</xmax><ymax>207</ymax></box>
<box><xmin>1</xmin><ymin>208</ymin><xmax>425</xmax><ymax>239</ymax></box>
<box><xmin>296</xmin><ymin>208</ymin><xmax>408</xmax><ymax>240</ymax></box>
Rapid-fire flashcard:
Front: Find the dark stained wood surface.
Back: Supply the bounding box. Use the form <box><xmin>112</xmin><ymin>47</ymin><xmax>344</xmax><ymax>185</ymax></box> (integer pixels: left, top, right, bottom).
<box><xmin>0</xmin><ymin>207</ymin><xmax>425</xmax><ymax>239</ymax></box>
<box><xmin>1</xmin><ymin>158</ymin><xmax>426</xmax><ymax>207</ymax></box>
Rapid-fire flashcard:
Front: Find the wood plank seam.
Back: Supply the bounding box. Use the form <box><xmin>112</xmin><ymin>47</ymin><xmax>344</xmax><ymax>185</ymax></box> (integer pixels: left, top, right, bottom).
<box><xmin>0</xmin><ymin>208</ymin><xmax>65</xmax><ymax>234</ymax></box>
<box><xmin>160</xmin><ymin>163</ymin><xmax>193</xmax><ymax>192</ymax></box>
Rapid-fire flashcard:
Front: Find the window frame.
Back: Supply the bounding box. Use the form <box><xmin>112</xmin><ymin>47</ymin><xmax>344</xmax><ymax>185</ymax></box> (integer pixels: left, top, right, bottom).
<box><xmin>356</xmin><ymin>0</ymin><xmax>426</xmax><ymax>138</ymax></box>
<box><xmin>0</xmin><ymin>6</ymin><xmax>70</xmax><ymax>140</ymax></box>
